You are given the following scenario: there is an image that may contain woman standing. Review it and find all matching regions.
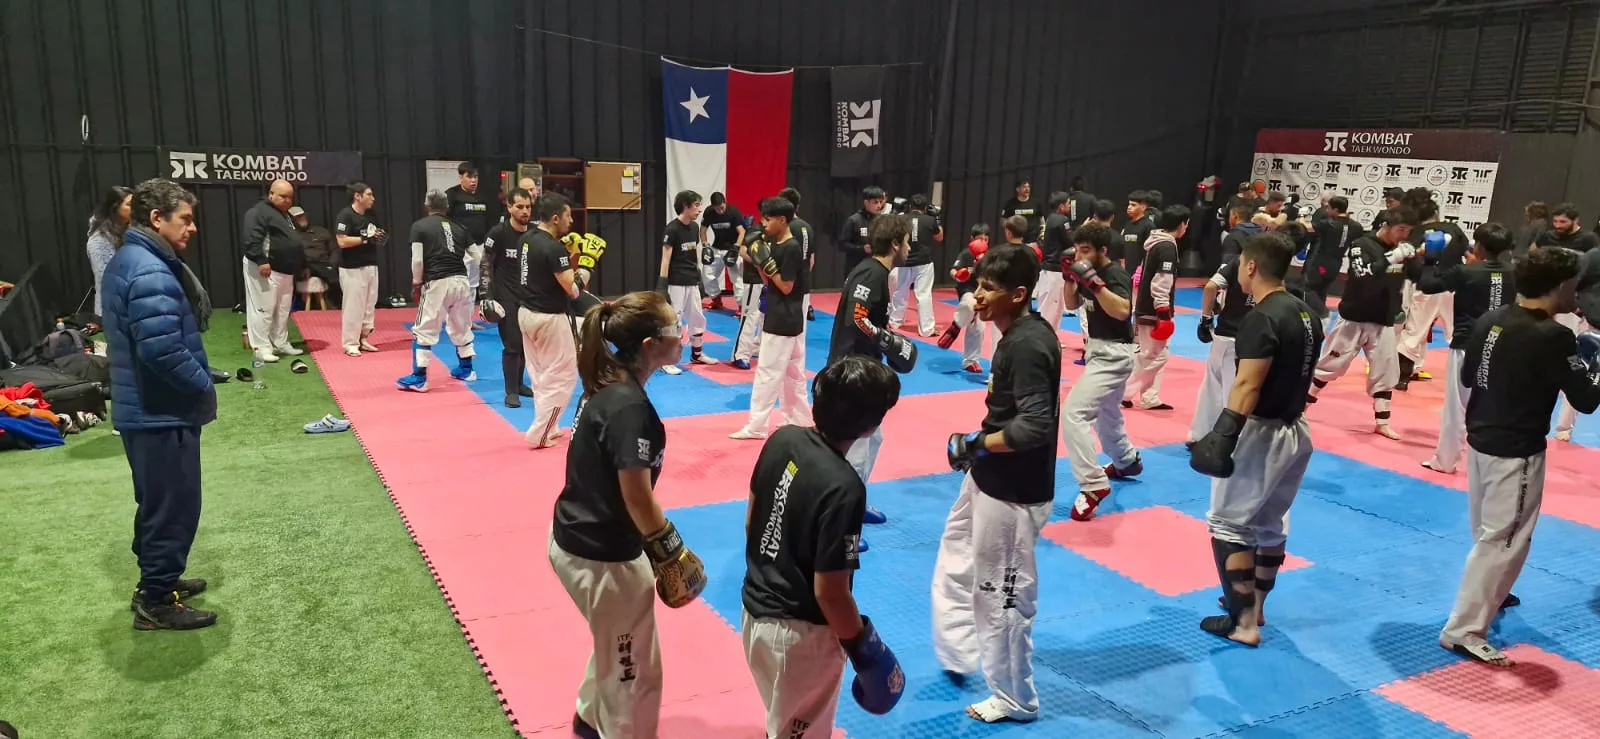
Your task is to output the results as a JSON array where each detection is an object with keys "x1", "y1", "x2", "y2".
[
  {"x1": 86, "y1": 186, "x2": 133, "y2": 317},
  {"x1": 548, "y1": 291, "x2": 706, "y2": 738}
]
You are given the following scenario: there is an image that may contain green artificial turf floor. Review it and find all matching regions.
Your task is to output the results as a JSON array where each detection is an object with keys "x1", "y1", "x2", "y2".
[{"x1": 0, "y1": 312, "x2": 514, "y2": 738}]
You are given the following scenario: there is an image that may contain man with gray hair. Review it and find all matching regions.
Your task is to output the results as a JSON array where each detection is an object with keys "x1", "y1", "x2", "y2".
[
  {"x1": 397, "y1": 190, "x2": 477, "y2": 391},
  {"x1": 240, "y1": 178, "x2": 303, "y2": 363}
]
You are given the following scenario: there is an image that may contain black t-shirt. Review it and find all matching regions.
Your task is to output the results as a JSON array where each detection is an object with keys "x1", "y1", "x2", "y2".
[
  {"x1": 761, "y1": 236, "x2": 807, "y2": 337},
  {"x1": 792, "y1": 217, "x2": 815, "y2": 264},
  {"x1": 742, "y1": 425, "x2": 865, "y2": 625},
  {"x1": 409, "y1": 215, "x2": 470, "y2": 282},
  {"x1": 971, "y1": 314, "x2": 1060, "y2": 504},
  {"x1": 1211, "y1": 259, "x2": 1255, "y2": 338},
  {"x1": 1040, "y1": 213, "x2": 1073, "y2": 271},
  {"x1": 1119, "y1": 215, "x2": 1155, "y2": 268},
  {"x1": 906, "y1": 213, "x2": 938, "y2": 267},
  {"x1": 1083, "y1": 261, "x2": 1135, "y2": 343},
  {"x1": 1534, "y1": 228, "x2": 1600, "y2": 252},
  {"x1": 1001, "y1": 198, "x2": 1044, "y2": 242},
  {"x1": 1336, "y1": 235, "x2": 1405, "y2": 326},
  {"x1": 1134, "y1": 234, "x2": 1179, "y2": 319},
  {"x1": 484, "y1": 221, "x2": 533, "y2": 303},
  {"x1": 828, "y1": 258, "x2": 891, "y2": 365},
  {"x1": 334, "y1": 207, "x2": 378, "y2": 269},
  {"x1": 552, "y1": 381, "x2": 666, "y2": 562},
  {"x1": 1219, "y1": 224, "x2": 1259, "y2": 264},
  {"x1": 839, "y1": 211, "x2": 874, "y2": 255},
  {"x1": 518, "y1": 228, "x2": 572, "y2": 314},
  {"x1": 1306, "y1": 217, "x2": 1362, "y2": 285},
  {"x1": 1464, "y1": 305, "x2": 1600, "y2": 458},
  {"x1": 445, "y1": 185, "x2": 493, "y2": 243},
  {"x1": 952, "y1": 249, "x2": 978, "y2": 297},
  {"x1": 741, "y1": 229, "x2": 764, "y2": 285},
  {"x1": 662, "y1": 218, "x2": 702, "y2": 286},
  {"x1": 1414, "y1": 259, "x2": 1515, "y2": 350},
  {"x1": 1069, "y1": 192, "x2": 1097, "y2": 227},
  {"x1": 702, "y1": 205, "x2": 745, "y2": 249},
  {"x1": 1233, "y1": 291, "x2": 1323, "y2": 421}
]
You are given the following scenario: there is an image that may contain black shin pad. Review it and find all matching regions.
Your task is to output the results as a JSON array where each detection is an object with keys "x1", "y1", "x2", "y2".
[
  {"x1": 1255, "y1": 548, "x2": 1287, "y2": 594},
  {"x1": 1201, "y1": 538, "x2": 1257, "y2": 637}
]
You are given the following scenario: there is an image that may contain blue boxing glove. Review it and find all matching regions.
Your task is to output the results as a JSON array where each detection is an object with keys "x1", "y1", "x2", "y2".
[
  {"x1": 758, "y1": 287, "x2": 768, "y2": 314},
  {"x1": 1423, "y1": 230, "x2": 1448, "y2": 265},
  {"x1": 1578, "y1": 331, "x2": 1600, "y2": 374},
  {"x1": 947, "y1": 431, "x2": 989, "y2": 471},
  {"x1": 843, "y1": 617, "x2": 904, "y2": 715}
]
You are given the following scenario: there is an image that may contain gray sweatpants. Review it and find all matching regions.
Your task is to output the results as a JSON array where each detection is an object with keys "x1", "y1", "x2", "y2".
[
  {"x1": 1206, "y1": 416, "x2": 1312, "y2": 548},
  {"x1": 1440, "y1": 448, "x2": 1545, "y2": 644},
  {"x1": 1062, "y1": 339, "x2": 1139, "y2": 492}
]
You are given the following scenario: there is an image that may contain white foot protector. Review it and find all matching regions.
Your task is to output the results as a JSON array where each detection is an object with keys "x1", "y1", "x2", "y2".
[{"x1": 965, "y1": 695, "x2": 1037, "y2": 724}]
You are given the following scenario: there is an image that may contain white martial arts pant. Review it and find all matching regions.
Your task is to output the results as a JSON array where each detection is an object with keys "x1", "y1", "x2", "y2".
[
  {"x1": 931, "y1": 475, "x2": 1051, "y2": 721},
  {"x1": 1440, "y1": 448, "x2": 1546, "y2": 644},
  {"x1": 1033, "y1": 271, "x2": 1067, "y2": 334},
  {"x1": 846, "y1": 426, "x2": 884, "y2": 485},
  {"x1": 733, "y1": 284, "x2": 764, "y2": 362},
  {"x1": 464, "y1": 243, "x2": 483, "y2": 302},
  {"x1": 339, "y1": 265, "x2": 380, "y2": 351},
  {"x1": 1427, "y1": 349, "x2": 1471, "y2": 473},
  {"x1": 242, "y1": 259, "x2": 295, "y2": 352},
  {"x1": 411, "y1": 275, "x2": 476, "y2": 365},
  {"x1": 1187, "y1": 336, "x2": 1238, "y2": 443},
  {"x1": 1399, "y1": 288, "x2": 1453, "y2": 370},
  {"x1": 742, "y1": 611, "x2": 846, "y2": 739},
  {"x1": 519, "y1": 307, "x2": 577, "y2": 446},
  {"x1": 1206, "y1": 416, "x2": 1312, "y2": 548},
  {"x1": 666, "y1": 284, "x2": 708, "y2": 351},
  {"x1": 1311, "y1": 318, "x2": 1399, "y2": 416},
  {"x1": 1554, "y1": 312, "x2": 1584, "y2": 436},
  {"x1": 548, "y1": 530, "x2": 662, "y2": 739},
  {"x1": 952, "y1": 292, "x2": 986, "y2": 365},
  {"x1": 1063, "y1": 339, "x2": 1139, "y2": 492},
  {"x1": 702, "y1": 252, "x2": 743, "y2": 299},
  {"x1": 742, "y1": 332, "x2": 812, "y2": 433},
  {"x1": 1124, "y1": 323, "x2": 1171, "y2": 408},
  {"x1": 888, "y1": 263, "x2": 936, "y2": 335}
]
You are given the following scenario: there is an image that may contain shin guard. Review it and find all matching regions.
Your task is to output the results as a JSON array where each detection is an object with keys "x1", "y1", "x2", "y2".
[
  {"x1": 1201, "y1": 538, "x2": 1257, "y2": 637},
  {"x1": 411, "y1": 341, "x2": 431, "y2": 375},
  {"x1": 1255, "y1": 548, "x2": 1287, "y2": 594}
]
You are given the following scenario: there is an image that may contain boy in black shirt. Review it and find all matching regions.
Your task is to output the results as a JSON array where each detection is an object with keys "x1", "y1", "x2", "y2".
[
  {"x1": 1061, "y1": 222, "x2": 1143, "y2": 521},
  {"x1": 937, "y1": 225, "x2": 991, "y2": 373},
  {"x1": 1124, "y1": 205, "x2": 1188, "y2": 411},
  {"x1": 999, "y1": 180, "x2": 1043, "y2": 247},
  {"x1": 1303, "y1": 196, "x2": 1363, "y2": 318},
  {"x1": 334, "y1": 182, "x2": 387, "y2": 356},
  {"x1": 1306, "y1": 207, "x2": 1419, "y2": 440},
  {"x1": 731, "y1": 225, "x2": 766, "y2": 369},
  {"x1": 1396, "y1": 190, "x2": 1471, "y2": 388},
  {"x1": 1440, "y1": 246, "x2": 1600, "y2": 666},
  {"x1": 1188, "y1": 238, "x2": 1260, "y2": 447},
  {"x1": 888, "y1": 194, "x2": 942, "y2": 336},
  {"x1": 1034, "y1": 192, "x2": 1076, "y2": 335},
  {"x1": 733, "y1": 197, "x2": 814, "y2": 440},
  {"x1": 742, "y1": 357, "x2": 906, "y2": 736},
  {"x1": 934, "y1": 243, "x2": 1060, "y2": 724},
  {"x1": 1119, "y1": 191, "x2": 1156, "y2": 271},
  {"x1": 657, "y1": 190, "x2": 717, "y2": 371},
  {"x1": 1190, "y1": 231, "x2": 1324, "y2": 647},
  {"x1": 1413, "y1": 224, "x2": 1516, "y2": 474},
  {"x1": 480, "y1": 188, "x2": 536, "y2": 407},
  {"x1": 397, "y1": 191, "x2": 477, "y2": 392},
  {"x1": 518, "y1": 193, "x2": 582, "y2": 448},
  {"x1": 838, "y1": 187, "x2": 886, "y2": 282},
  {"x1": 445, "y1": 162, "x2": 493, "y2": 323},
  {"x1": 699, "y1": 192, "x2": 745, "y2": 312}
]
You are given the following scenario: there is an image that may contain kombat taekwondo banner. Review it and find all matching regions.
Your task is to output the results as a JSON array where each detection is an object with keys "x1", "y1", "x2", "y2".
[
  {"x1": 1250, "y1": 129, "x2": 1505, "y2": 233},
  {"x1": 160, "y1": 148, "x2": 364, "y2": 186},
  {"x1": 830, "y1": 65, "x2": 885, "y2": 177}
]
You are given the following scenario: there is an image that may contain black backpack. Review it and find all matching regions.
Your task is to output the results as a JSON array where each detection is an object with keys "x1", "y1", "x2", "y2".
[{"x1": 0, "y1": 364, "x2": 107, "y2": 418}]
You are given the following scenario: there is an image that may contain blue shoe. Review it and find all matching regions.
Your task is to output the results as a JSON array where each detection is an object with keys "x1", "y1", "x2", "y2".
[
  {"x1": 396, "y1": 373, "x2": 428, "y2": 392},
  {"x1": 450, "y1": 366, "x2": 476, "y2": 382},
  {"x1": 857, "y1": 537, "x2": 870, "y2": 553},
  {"x1": 863, "y1": 506, "x2": 888, "y2": 525},
  {"x1": 1073, "y1": 357, "x2": 1086, "y2": 366},
  {"x1": 731, "y1": 359, "x2": 751, "y2": 370}
]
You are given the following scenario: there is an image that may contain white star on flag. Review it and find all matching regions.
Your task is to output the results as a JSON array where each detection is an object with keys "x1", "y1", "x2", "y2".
[{"x1": 680, "y1": 88, "x2": 710, "y2": 123}]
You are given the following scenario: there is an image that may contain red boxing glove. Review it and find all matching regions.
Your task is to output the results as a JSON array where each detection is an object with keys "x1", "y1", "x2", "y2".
[
  {"x1": 1151, "y1": 308, "x2": 1174, "y2": 341},
  {"x1": 411, "y1": 284, "x2": 422, "y2": 304},
  {"x1": 1029, "y1": 243, "x2": 1043, "y2": 263},
  {"x1": 968, "y1": 238, "x2": 988, "y2": 259},
  {"x1": 954, "y1": 267, "x2": 972, "y2": 283}
]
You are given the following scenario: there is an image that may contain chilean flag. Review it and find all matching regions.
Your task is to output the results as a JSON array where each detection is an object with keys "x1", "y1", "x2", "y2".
[{"x1": 661, "y1": 59, "x2": 793, "y2": 218}]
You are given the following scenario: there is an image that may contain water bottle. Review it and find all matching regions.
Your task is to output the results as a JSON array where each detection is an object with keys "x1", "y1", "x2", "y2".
[{"x1": 252, "y1": 357, "x2": 265, "y2": 390}]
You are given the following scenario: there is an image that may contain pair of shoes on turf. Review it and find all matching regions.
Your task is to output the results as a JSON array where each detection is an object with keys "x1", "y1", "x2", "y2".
[{"x1": 131, "y1": 578, "x2": 216, "y2": 630}]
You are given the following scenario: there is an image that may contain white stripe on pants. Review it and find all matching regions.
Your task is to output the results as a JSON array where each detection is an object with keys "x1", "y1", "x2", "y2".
[
  {"x1": 1187, "y1": 336, "x2": 1237, "y2": 443},
  {"x1": 548, "y1": 530, "x2": 662, "y2": 738},
  {"x1": 1554, "y1": 312, "x2": 1583, "y2": 435},
  {"x1": 1033, "y1": 270, "x2": 1067, "y2": 335},
  {"x1": 1064, "y1": 340, "x2": 1139, "y2": 491},
  {"x1": 743, "y1": 332, "x2": 812, "y2": 432},
  {"x1": 411, "y1": 275, "x2": 476, "y2": 359},
  {"x1": 742, "y1": 611, "x2": 846, "y2": 739},
  {"x1": 733, "y1": 284, "x2": 764, "y2": 361},
  {"x1": 339, "y1": 265, "x2": 379, "y2": 350},
  {"x1": 242, "y1": 258, "x2": 295, "y2": 351},
  {"x1": 1206, "y1": 416, "x2": 1312, "y2": 548},
  {"x1": 888, "y1": 263, "x2": 936, "y2": 335},
  {"x1": 519, "y1": 307, "x2": 577, "y2": 446},
  {"x1": 667, "y1": 284, "x2": 707, "y2": 350},
  {"x1": 702, "y1": 252, "x2": 744, "y2": 297},
  {"x1": 1124, "y1": 323, "x2": 1170, "y2": 408},
  {"x1": 1428, "y1": 348, "x2": 1470, "y2": 472},
  {"x1": 931, "y1": 474, "x2": 1050, "y2": 720},
  {"x1": 1399, "y1": 289, "x2": 1453, "y2": 369},
  {"x1": 1441, "y1": 448, "x2": 1545, "y2": 644},
  {"x1": 846, "y1": 425, "x2": 884, "y2": 484},
  {"x1": 1313, "y1": 318, "x2": 1399, "y2": 395},
  {"x1": 953, "y1": 292, "x2": 985, "y2": 365}
]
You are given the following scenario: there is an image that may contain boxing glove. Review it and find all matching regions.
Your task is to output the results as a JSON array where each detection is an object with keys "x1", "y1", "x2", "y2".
[
  {"x1": 479, "y1": 298, "x2": 505, "y2": 323},
  {"x1": 749, "y1": 239, "x2": 779, "y2": 277},
  {"x1": 947, "y1": 430, "x2": 988, "y2": 472},
  {"x1": 700, "y1": 244, "x2": 717, "y2": 266},
  {"x1": 722, "y1": 248, "x2": 739, "y2": 266},
  {"x1": 1578, "y1": 331, "x2": 1600, "y2": 374},
  {"x1": 1423, "y1": 231, "x2": 1448, "y2": 265},
  {"x1": 576, "y1": 233, "x2": 607, "y2": 271},
  {"x1": 410, "y1": 283, "x2": 422, "y2": 305},
  {"x1": 643, "y1": 521, "x2": 707, "y2": 608},
  {"x1": 936, "y1": 323, "x2": 961, "y2": 349},
  {"x1": 654, "y1": 275, "x2": 669, "y2": 296},
  {"x1": 1387, "y1": 242, "x2": 1417, "y2": 265},
  {"x1": 1189, "y1": 409, "x2": 1245, "y2": 479},
  {"x1": 968, "y1": 238, "x2": 988, "y2": 260},
  {"x1": 758, "y1": 287, "x2": 768, "y2": 314},
  {"x1": 843, "y1": 616, "x2": 905, "y2": 715},
  {"x1": 1066, "y1": 260, "x2": 1107, "y2": 295},
  {"x1": 563, "y1": 231, "x2": 586, "y2": 255},
  {"x1": 953, "y1": 266, "x2": 972, "y2": 283},
  {"x1": 854, "y1": 304, "x2": 918, "y2": 374},
  {"x1": 1151, "y1": 308, "x2": 1175, "y2": 341},
  {"x1": 1197, "y1": 315, "x2": 1214, "y2": 343}
]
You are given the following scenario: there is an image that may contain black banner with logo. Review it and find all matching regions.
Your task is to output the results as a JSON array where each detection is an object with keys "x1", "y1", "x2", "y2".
[
  {"x1": 831, "y1": 66, "x2": 885, "y2": 178},
  {"x1": 158, "y1": 147, "x2": 363, "y2": 186}
]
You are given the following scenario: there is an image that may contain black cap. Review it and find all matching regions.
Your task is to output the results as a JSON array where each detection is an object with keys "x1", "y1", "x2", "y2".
[{"x1": 1382, "y1": 187, "x2": 1405, "y2": 200}]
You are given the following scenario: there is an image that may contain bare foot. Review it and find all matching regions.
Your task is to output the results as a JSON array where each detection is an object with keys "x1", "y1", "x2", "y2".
[
  {"x1": 1443, "y1": 639, "x2": 1513, "y2": 667},
  {"x1": 1375, "y1": 424, "x2": 1401, "y2": 440},
  {"x1": 1199, "y1": 615, "x2": 1261, "y2": 646}
]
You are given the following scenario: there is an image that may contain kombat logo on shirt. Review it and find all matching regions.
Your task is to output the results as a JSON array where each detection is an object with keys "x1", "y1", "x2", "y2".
[
  {"x1": 1324, "y1": 130, "x2": 1415, "y2": 155},
  {"x1": 835, "y1": 99, "x2": 881, "y2": 148},
  {"x1": 757, "y1": 461, "x2": 799, "y2": 561}
]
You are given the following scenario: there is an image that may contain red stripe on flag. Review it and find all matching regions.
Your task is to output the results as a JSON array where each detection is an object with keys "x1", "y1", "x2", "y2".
[{"x1": 725, "y1": 69, "x2": 793, "y2": 217}]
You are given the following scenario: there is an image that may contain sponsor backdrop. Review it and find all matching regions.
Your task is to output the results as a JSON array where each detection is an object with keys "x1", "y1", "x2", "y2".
[
  {"x1": 1250, "y1": 129, "x2": 1505, "y2": 233},
  {"x1": 830, "y1": 65, "x2": 886, "y2": 177},
  {"x1": 160, "y1": 147, "x2": 364, "y2": 186}
]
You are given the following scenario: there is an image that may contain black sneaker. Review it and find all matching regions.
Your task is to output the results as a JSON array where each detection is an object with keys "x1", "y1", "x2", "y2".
[
  {"x1": 130, "y1": 578, "x2": 207, "y2": 611},
  {"x1": 133, "y1": 593, "x2": 217, "y2": 631}
]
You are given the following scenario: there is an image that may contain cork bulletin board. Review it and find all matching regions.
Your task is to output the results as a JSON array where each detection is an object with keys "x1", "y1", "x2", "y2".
[{"x1": 584, "y1": 161, "x2": 644, "y2": 210}]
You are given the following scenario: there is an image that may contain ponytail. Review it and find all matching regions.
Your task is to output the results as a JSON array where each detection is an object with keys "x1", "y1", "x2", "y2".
[
  {"x1": 575, "y1": 291, "x2": 676, "y2": 395},
  {"x1": 577, "y1": 302, "x2": 624, "y2": 395}
]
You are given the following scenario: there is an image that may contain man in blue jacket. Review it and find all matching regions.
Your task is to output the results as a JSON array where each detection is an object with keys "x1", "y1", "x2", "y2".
[{"x1": 101, "y1": 178, "x2": 219, "y2": 631}]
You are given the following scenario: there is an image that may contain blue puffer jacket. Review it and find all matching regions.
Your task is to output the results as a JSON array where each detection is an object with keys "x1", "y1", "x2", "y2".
[{"x1": 101, "y1": 226, "x2": 217, "y2": 430}]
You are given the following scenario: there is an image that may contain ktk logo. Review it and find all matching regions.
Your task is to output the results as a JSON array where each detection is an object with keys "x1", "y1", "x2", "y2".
[
  {"x1": 1268, "y1": 179, "x2": 1283, "y2": 192},
  {"x1": 1427, "y1": 166, "x2": 1448, "y2": 186},
  {"x1": 1323, "y1": 131, "x2": 1349, "y2": 152},
  {"x1": 1385, "y1": 164, "x2": 1402, "y2": 178},
  {"x1": 1271, "y1": 158, "x2": 1285, "y2": 172},
  {"x1": 836, "y1": 99, "x2": 881, "y2": 148},
  {"x1": 1307, "y1": 161, "x2": 1326, "y2": 179},
  {"x1": 1446, "y1": 191, "x2": 1464, "y2": 205},
  {"x1": 1451, "y1": 166, "x2": 1469, "y2": 181},
  {"x1": 168, "y1": 151, "x2": 209, "y2": 179},
  {"x1": 1326, "y1": 161, "x2": 1342, "y2": 175}
]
